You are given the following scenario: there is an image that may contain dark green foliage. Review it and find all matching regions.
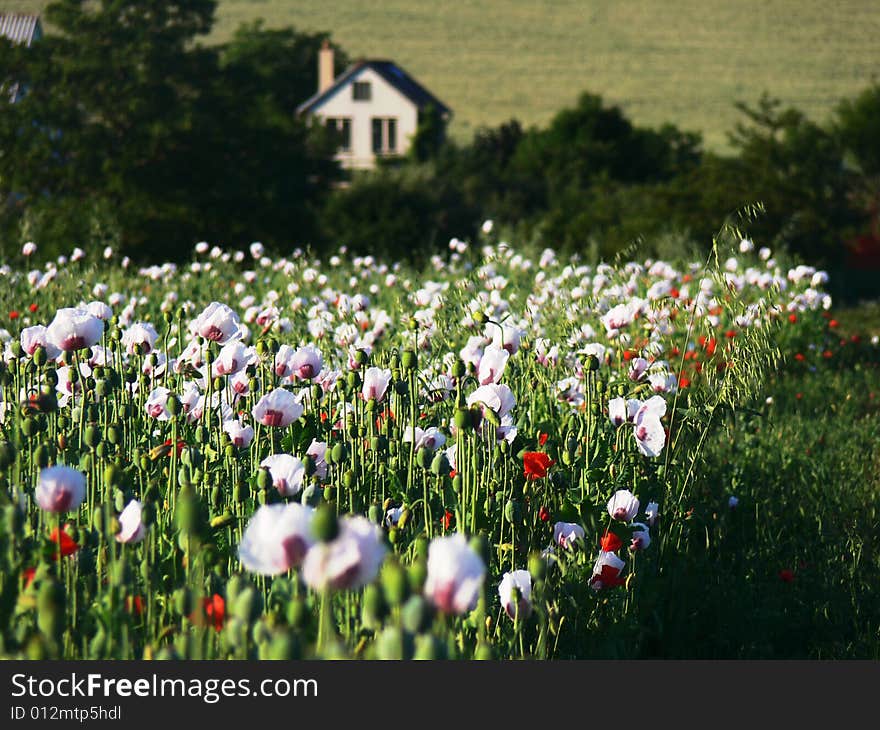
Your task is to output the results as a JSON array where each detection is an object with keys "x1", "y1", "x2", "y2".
[{"x1": 0, "y1": 0, "x2": 343, "y2": 262}]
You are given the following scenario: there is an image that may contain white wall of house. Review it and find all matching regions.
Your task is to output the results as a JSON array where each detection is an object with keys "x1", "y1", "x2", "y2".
[{"x1": 310, "y1": 66, "x2": 419, "y2": 170}]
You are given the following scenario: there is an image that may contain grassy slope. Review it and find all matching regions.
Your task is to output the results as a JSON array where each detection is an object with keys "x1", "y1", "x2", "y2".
[{"x1": 8, "y1": 1, "x2": 880, "y2": 150}]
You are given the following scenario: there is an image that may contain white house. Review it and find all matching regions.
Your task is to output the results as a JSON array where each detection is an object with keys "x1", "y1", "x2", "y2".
[{"x1": 297, "y1": 42, "x2": 451, "y2": 170}]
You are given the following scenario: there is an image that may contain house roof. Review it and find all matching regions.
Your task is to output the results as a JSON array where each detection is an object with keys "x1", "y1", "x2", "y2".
[
  {"x1": 296, "y1": 60, "x2": 452, "y2": 118},
  {"x1": 0, "y1": 13, "x2": 41, "y2": 47}
]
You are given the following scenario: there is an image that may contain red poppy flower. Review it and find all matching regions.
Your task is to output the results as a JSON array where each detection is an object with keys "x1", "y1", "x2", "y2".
[
  {"x1": 538, "y1": 432, "x2": 549, "y2": 446},
  {"x1": 794, "y1": 353, "x2": 805, "y2": 362},
  {"x1": 523, "y1": 452, "x2": 555, "y2": 480},
  {"x1": 126, "y1": 596, "x2": 145, "y2": 616},
  {"x1": 788, "y1": 314, "x2": 797, "y2": 324},
  {"x1": 822, "y1": 350, "x2": 833, "y2": 359},
  {"x1": 778, "y1": 569, "x2": 795, "y2": 583},
  {"x1": 28, "y1": 303, "x2": 38, "y2": 313},
  {"x1": 448, "y1": 469, "x2": 457, "y2": 479},
  {"x1": 22, "y1": 567, "x2": 36, "y2": 588},
  {"x1": 829, "y1": 319, "x2": 838, "y2": 328},
  {"x1": 163, "y1": 438, "x2": 186, "y2": 457},
  {"x1": 589, "y1": 565, "x2": 626, "y2": 589},
  {"x1": 679, "y1": 376, "x2": 691, "y2": 388},
  {"x1": 48, "y1": 527, "x2": 79, "y2": 559},
  {"x1": 670, "y1": 287, "x2": 680, "y2": 299},
  {"x1": 199, "y1": 594, "x2": 226, "y2": 631},
  {"x1": 442, "y1": 510, "x2": 454, "y2": 530},
  {"x1": 600, "y1": 531, "x2": 623, "y2": 552},
  {"x1": 9, "y1": 311, "x2": 19, "y2": 320},
  {"x1": 725, "y1": 330, "x2": 737, "y2": 339},
  {"x1": 538, "y1": 505, "x2": 551, "y2": 522}
]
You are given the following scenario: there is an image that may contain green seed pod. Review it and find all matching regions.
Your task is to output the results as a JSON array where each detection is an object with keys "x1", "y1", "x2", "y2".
[
  {"x1": 21, "y1": 417, "x2": 39, "y2": 437},
  {"x1": 402, "y1": 595, "x2": 434, "y2": 634},
  {"x1": 346, "y1": 371, "x2": 361, "y2": 390},
  {"x1": 211, "y1": 485, "x2": 222, "y2": 510},
  {"x1": 311, "y1": 504, "x2": 339, "y2": 542},
  {"x1": 362, "y1": 584, "x2": 388, "y2": 630},
  {"x1": 393, "y1": 380, "x2": 407, "y2": 396},
  {"x1": 322, "y1": 485, "x2": 336, "y2": 502},
  {"x1": 586, "y1": 354, "x2": 600, "y2": 372},
  {"x1": 331, "y1": 442, "x2": 347, "y2": 464},
  {"x1": 34, "y1": 444, "x2": 50, "y2": 469},
  {"x1": 484, "y1": 408, "x2": 501, "y2": 428},
  {"x1": 32, "y1": 344, "x2": 48, "y2": 367},
  {"x1": 92, "y1": 508, "x2": 105, "y2": 532},
  {"x1": 398, "y1": 508, "x2": 412, "y2": 529},
  {"x1": 233, "y1": 480, "x2": 249, "y2": 504},
  {"x1": 375, "y1": 626, "x2": 412, "y2": 661},
  {"x1": 388, "y1": 527, "x2": 399, "y2": 545},
  {"x1": 303, "y1": 455, "x2": 316, "y2": 477},
  {"x1": 79, "y1": 452, "x2": 93, "y2": 472},
  {"x1": 408, "y1": 559, "x2": 428, "y2": 594},
  {"x1": 232, "y1": 586, "x2": 262, "y2": 623},
  {"x1": 256, "y1": 467, "x2": 272, "y2": 491},
  {"x1": 381, "y1": 558, "x2": 409, "y2": 607},
  {"x1": 452, "y1": 359, "x2": 466, "y2": 378},
  {"x1": 342, "y1": 470, "x2": 355, "y2": 490},
  {"x1": 368, "y1": 503, "x2": 383, "y2": 524},
  {"x1": 300, "y1": 484, "x2": 322, "y2": 508},
  {"x1": 416, "y1": 447, "x2": 433, "y2": 470},
  {"x1": 103, "y1": 465, "x2": 121, "y2": 488},
  {"x1": 195, "y1": 426, "x2": 209, "y2": 445},
  {"x1": 401, "y1": 349, "x2": 417, "y2": 370},
  {"x1": 452, "y1": 474, "x2": 463, "y2": 494},
  {"x1": 210, "y1": 512, "x2": 234, "y2": 529},
  {"x1": 453, "y1": 408, "x2": 471, "y2": 430},
  {"x1": 167, "y1": 396, "x2": 181, "y2": 416},
  {"x1": 114, "y1": 489, "x2": 126, "y2": 513}
]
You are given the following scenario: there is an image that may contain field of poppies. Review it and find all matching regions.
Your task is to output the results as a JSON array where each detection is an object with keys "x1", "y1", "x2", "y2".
[{"x1": 0, "y1": 226, "x2": 877, "y2": 660}]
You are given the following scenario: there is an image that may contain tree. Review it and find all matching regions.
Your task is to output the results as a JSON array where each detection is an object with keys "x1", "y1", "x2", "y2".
[{"x1": 0, "y1": 1, "x2": 343, "y2": 261}]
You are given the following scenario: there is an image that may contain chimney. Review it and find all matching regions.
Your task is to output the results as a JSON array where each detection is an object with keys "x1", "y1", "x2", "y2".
[{"x1": 318, "y1": 40, "x2": 334, "y2": 94}]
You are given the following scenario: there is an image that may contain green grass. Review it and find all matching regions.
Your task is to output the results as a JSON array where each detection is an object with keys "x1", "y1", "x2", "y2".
[{"x1": 8, "y1": 1, "x2": 880, "y2": 150}]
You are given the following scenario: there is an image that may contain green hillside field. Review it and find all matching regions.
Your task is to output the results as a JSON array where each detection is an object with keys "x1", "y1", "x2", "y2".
[{"x1": 6, "y1": 1, "x2": 880, "y2": 150}]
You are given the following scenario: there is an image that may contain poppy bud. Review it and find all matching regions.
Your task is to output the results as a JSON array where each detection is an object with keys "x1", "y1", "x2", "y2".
[
  {"x1": 21, "y1": 417, "x2": 39, "y2": 437},
  {"x1": 381, "y1": 558, "x2": 409, "y2": 606},
  {"x1": 401, "y1": 349, "x2": 417, "y2": 370},
  {"x1": 452, "y1": 359, "x2": 466, "y2": 378},
  {"x1": 504, "y1": 499, "x2": 521, "y2": 525},
  {"x1": 368, "y1": 503, "x2": 383, "y2": 524},
  {"x1": 408, "y1": 560, "x2": 428, "y2": 593},
  {"x1": 453, "y1": 408, "x2": 471, "y2": 430},
  {"x1": 346, "y1": 371, "x2": 361, "y2": 390},
  {"x1": 402, "y1": 595, "x2": 433, "y2": 634},
  {"x1": 232, "y1": 587, "x2": 262, "y2": 623},
  {"x1": 416, "y1": 447, "x2": 432, "y2": 470},
  {"x1": 354, "y1": 348, "x2": 369, "y2": 366},
  {"x1": 323, "y1": 485, "x2": 336, "y2": 502},
  {"x1": 311, "y1": 503, "x2": 339, "y2": 542},
  {"x1": 256, "y1": 467, "x2": 272, "y2": 491},
  {"x1": 33, "y1": 345, "x2": 48, "y2": 367},
  {"x1": 429, "y1": 452, "x2": 450, "y2": 476},
  {"x1": 398, "y1": 508, "x2": 412, "y2": 529},
  {"x1": 195, "y1": 426, "x2": 209, "y2": 445},
  {"x1": 586, "y1": 354, "x2": 600, "y2": 371},
  {"x1": 34, "y1": 444, "x2": 50, "y2": 469},
  {"x1": 330, "y1": 442, "x2": 347, "y2": 464},
  {"x1": 167, "y1": 396, "x2": 181, "y2": 416}
]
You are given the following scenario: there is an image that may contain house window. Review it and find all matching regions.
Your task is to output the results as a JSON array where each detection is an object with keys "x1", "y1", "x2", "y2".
[
  {"x1": 352, "y1": 81, "x2": 371, "y2": 101},
  {"x1": 371, "y1": 117, "x2": 398, "y2": 155},
  {"x1": 325, "y1": 117, "x2": 352, "y2": 152}
]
